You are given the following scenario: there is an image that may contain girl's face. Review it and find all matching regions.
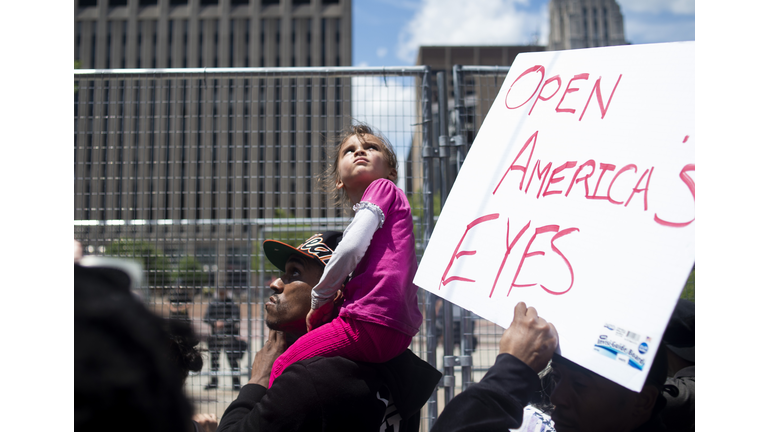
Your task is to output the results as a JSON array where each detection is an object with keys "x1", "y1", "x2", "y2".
[{"x1": 336, "y1": 134, "x2": 396, "y2": 198}]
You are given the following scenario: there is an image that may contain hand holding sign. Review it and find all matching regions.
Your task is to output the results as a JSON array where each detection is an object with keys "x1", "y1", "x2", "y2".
[{"x1": 501, "y1": 302, "x2": 559, "y2": 373}]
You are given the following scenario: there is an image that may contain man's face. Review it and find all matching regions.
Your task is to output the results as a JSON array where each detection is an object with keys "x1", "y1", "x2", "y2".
[
  {"x1": 549, "y1": 359, "x2": 641, "y2": 432},
  {"x1": 264, "y1": 256, "x2": 323, "y2": 336}
]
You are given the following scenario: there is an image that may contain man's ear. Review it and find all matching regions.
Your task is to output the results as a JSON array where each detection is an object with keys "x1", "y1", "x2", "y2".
[{"x1": 630, "y1": 386, "x2": 659, "y2": 428}]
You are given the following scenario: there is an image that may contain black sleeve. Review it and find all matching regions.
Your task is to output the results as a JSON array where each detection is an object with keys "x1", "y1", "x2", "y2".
[
  {"x1": 217, "y1": 365, "x2": 323, "y2": 432},
  {"x1": 217, "y1": 384, "x2": 265, "y2": 432},
  {"x1": 218, "y1": 356, "x2": 392, "y2": 432},
  {"x1": 431, "y1": 354, "x2": 539, "y2": 432}
]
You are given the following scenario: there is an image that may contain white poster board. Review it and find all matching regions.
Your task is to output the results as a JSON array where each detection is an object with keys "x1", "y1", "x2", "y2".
[{"x1": 414, "y1": 42, "x2": 694, "y2": 392}]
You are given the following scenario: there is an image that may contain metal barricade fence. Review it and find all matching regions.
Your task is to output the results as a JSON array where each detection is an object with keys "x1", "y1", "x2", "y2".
[
  {"x1": 74, "y1": 65, "x2": 512, "y2": 430},
  {"x1": 439, "y1": 65, "x2": 513, "y2": 396}
]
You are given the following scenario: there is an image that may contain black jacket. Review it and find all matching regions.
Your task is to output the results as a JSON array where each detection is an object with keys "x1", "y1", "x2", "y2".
[
  {"x1": 217, "y1": 349, "x2": 441, "y2": 432},
  {"x1": 432, "y1": 353, "x2": 670, "y2": 432},
  {"x1": 431, "y1": 353, "x2": 539, "y2": 432},
  {"x1": 204, "y1": 298, "x2": 240, "y2": 335}
]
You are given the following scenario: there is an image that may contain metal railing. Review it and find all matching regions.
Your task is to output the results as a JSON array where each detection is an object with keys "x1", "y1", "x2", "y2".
[{"x1": 75, "y1": 64, "x2": 516, "y2": 430}]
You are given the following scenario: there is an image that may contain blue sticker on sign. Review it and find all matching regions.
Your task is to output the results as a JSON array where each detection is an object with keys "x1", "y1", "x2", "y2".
[{"x1": 594, "y1": 322, "x2": 653, "y2": 372}]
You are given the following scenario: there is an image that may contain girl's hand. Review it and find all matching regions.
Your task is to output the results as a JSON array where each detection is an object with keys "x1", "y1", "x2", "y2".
[{"x1": 306, "y1": 301, "x2": 335, "y2": 332}]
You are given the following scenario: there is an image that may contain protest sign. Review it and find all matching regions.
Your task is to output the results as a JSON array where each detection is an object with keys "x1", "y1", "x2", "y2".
[{"x1": 413, "y1": 42, "x2": 694, "y2": 392}]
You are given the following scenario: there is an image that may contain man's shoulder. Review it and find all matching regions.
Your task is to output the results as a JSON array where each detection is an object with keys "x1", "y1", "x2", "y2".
[
  {"x1": 295, "y1": 350, "x2": 440, "y2": 407},
  {"x1": 297, "y1": 349, "x2": 433, "y2": 378},
  {"x1": 286, "y1": 350, "x2": 439, "y2": 431}
]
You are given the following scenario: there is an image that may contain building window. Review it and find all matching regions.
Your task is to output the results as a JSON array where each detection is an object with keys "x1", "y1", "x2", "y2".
[
  {"x1": 168, "y1": 20, "x2": 174, "y2": 67},
  {"x1": 231, "y1": 0, "x2": 249, "y2": 5},
  {"x1": 76, "y1": 21, "x2": 82, "y2": 64},
  {"x1": 183, "y1": 20, "x2": 188, "y2": 67},
  {"x1": 291, "y1": 19, "x2": 296, "y2": 66},
  {"x1": 136, "y1": 24, "x2": 142, "y2": 68},
  {"x1": 321, "y1": 18, "x2": 326, "y2": 65},
  {"x1": 263, "y1": 0, "x2": 280, "y2": 5},
  {"x1": 106, "y1": 21, "x2": 112, "y2": 68},
  {"x1": 230, "y1": 19, "x2": 235, "y2": 67},
  {"x1": 121, "y1": 21, "x2": 127, "y2": 68},
  {"x1": 139, "y1": 0, "x2": 158, "y2": 5},
  {"x1": 200, "y1": 0, "x2": 219, "y2": 5},
  {"x1": 260, "y1": 19, "x2": 265, "y2": 67},
  {"x1": 199, "y1": 19, "x2": 204, "y2": 67},
  {"x1": 109, "y1": 0, "x2": 128, "y2": 6},
  {"x1": 294, "y1": 0, "x2": 310, "y2": 5},
  {"x1": 91, "y1": 21, "x2": 97, "y2": 68},
  {"x1": 170, "y1": 0, "x2": 188, "y2": 4},
  {"x1": 79, "y1": 0, "x2": 98, "y2": 7},
  {"x1": 244, "y1": 19, "x2": 250, "y2": 66},
  {"x1": 275, "y1": 19, "x2": 281, "y2": 66},
  {"x1": 593, "y1": 8, "x2": 599, "y2": 44},
  {"x1": 306, "y1": 18, "x2": 312, "y2": 66},
  {"x1": 322, "y1": 0, "x2": 338, "y2": 4},
  {"x1": 214, "y1": 20, "x2": 219, "y2": 67},
  {"x1": 152, "y1": 20, "x2": 158, "y2": 68}
]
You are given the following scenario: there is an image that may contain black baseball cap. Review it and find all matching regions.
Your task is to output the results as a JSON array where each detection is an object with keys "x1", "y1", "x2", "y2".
[{"x1": 263, "y1": 231, "x2": 343, "y2": 272}]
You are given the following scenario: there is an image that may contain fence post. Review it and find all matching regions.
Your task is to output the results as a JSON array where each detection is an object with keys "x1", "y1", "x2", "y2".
[
  {"x1": 436, "y1": 71, "x2": 458, "y2": 405},
  {"x1": 246, "y1": 222, "x2": 253, "y2": 381},
  {"x1": 420, "y1": 66, "x2": 441, "y2": 431},
  {"x1": 452, "y1": 64, "x2": 474, "y2": 392}
]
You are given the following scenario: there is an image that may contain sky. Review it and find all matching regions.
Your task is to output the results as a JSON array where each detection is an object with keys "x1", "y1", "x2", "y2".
[
  {"x1": 352, "y1": 0, "x2": 696, "y2": 67},
  {"x1": 349, "y1": 0, "x2": 695, "y2": 189}
]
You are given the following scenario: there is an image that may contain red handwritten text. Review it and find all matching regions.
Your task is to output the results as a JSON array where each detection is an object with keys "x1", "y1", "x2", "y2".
[
  {"x1": 441, "y1": 215, "x2": 580, "y2": 297},
  {"x1": 493, "y1": 130, "x2": 654, "y2": 211},
  {"x1": 504, "y1": 65, "x2": 622, "y2": 121}
]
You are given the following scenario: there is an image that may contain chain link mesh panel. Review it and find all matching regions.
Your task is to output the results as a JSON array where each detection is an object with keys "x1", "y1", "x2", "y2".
[
  {"x1": 449, "y1": 66, "x2": 512, "y2": 388},
  {"x1": 74, "y1": 67, "x2": 436, "y2": 427}
]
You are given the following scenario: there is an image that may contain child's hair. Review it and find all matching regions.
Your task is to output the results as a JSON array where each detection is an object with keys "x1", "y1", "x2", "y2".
[{"x1": 322, "y1": 122, "x2": 398, "y2": 207}]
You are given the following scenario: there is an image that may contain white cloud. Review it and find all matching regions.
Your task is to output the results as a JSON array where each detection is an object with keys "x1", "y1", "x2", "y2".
[
  {"x1": 397, "y1": 0, "x2": 549, "y2": 63},
  {"x1": 351, "y1": 76, "x2": 417, "y2": 189},
  {"x1": 623, "y1": 15, "x2": 695, "y2": 44},
  {"x1": 616, "y1": 0, "x2": 694, "y2": 15},
  {"x1": 376, "y1": 47, "x2": 388, "y2": 58}
]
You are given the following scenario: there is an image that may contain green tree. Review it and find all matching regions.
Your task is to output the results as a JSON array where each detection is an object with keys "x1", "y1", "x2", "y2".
[
  {"x1": 408, "y1": 190, "x2": 441, "y2": 220},
  {"x1": 172, "y1": 255, "x2": 208, "y2": 288},
  {"x1": 680, "y1": 267, "x2": 695, "y2": 302},
  {"x1": 105, "y1": 239, "x2": 171, "y2": 289}
]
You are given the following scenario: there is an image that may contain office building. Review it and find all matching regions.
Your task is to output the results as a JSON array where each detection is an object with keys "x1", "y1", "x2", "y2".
[
  {"x1": 547, "y1": 0, "x2": 626, "y2": 50},
  {"x1": 74, "y1": 0, "x2": 352, "y2": 288}
]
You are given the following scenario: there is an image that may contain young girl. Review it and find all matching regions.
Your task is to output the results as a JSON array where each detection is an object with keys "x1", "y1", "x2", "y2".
[{"x1": 268, "y1": 123, "x2": 423, "y2": 387}]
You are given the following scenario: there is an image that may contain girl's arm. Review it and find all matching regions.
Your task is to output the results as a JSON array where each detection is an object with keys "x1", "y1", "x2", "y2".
[{"x1": 310, "y1": 203, "x2": 383, "y2": 309}]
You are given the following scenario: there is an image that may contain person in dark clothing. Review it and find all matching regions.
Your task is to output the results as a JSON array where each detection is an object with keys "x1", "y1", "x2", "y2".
[
  {"x1": 204, "y1": 288, "x2": 243, "y2": 390},
  {"x1": 217, "y1": 231, "x2": 441, "y2": 432},
  {"x1": 164, "y1": 318, "x2": 219, "y2": 432},
  {"x1": 431, "y1": 302, "x2": 557, "y2": 432},
  {"x1": 168, "y1": 280, "x2": 194, "y2": 321},
  {"x1": 660, "y1": 299, "x2": 695, "y2": 432},
  {"x1": 75, "y1": 259, "x2": 192, "y2": 432},
  {"x1": 432, "y1": 302, "x2": 669, "y2": 432}
]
